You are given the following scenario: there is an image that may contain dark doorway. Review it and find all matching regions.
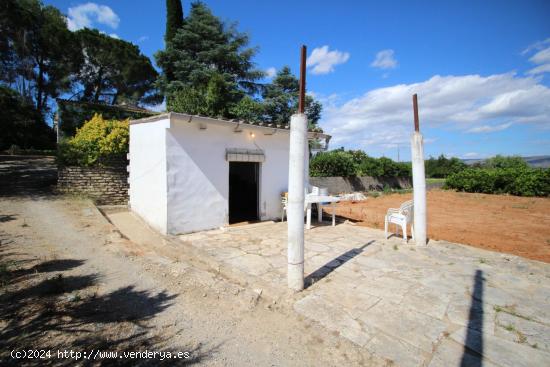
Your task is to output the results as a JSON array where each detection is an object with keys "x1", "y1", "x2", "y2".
[{"x1": 229, "y1": 162, "x2": 259, "y2": 224}]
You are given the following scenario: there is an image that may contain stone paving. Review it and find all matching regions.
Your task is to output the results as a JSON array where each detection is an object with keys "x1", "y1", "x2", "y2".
[{"x1": 178, "y1": 221, "x2": 550, "y2": 367}]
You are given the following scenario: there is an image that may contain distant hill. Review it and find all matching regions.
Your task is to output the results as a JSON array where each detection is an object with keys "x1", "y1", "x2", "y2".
[{"x1": 463, "y1": 155, "x2": 550, "y2": 168}]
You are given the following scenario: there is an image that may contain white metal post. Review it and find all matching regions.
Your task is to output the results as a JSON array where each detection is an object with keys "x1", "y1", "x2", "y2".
[{"x1": 287, "y1": 113, "x2": 307, "y2": 291}]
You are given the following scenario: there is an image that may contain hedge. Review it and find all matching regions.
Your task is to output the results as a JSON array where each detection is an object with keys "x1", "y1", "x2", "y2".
[
  {"x1": 310, "y1": 150, "x2": 411, "y2": 178},
  {"x1": 444, "y1": 167, "x2": 550, "y2": 197}
]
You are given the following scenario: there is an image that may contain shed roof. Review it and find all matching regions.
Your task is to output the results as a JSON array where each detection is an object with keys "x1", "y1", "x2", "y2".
[{"x1": 129, "y1": 112, "x2": 331, "y2": 141}]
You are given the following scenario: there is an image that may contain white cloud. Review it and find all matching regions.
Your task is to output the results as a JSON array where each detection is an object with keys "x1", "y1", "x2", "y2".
[
  {"x1": 319, "y1": 72, "x2": 550, "y2": 153},
  {"x1": 371, "y1": 49, "x2": 398, "y2": 70},
  {"x1": 137, "y1": 35, "x2": 149, "y2": 43},
  {"x1": 265, "y1": 67, "x2": 277, "y2": 78},
  {"x1": 67, "y1": 3, "x2": 120, "y2": 31},
  {"x1": 523, "y1": 38, "x2": 550, "y2": 75},
  {"x1": 464, "y1": 152, "x2": 479, "y2": 158},
  {"x1": 109, "y1": 33, "x2": 120, "y2": 39},
  {"x1": 521, "y1": 38, "x2": 550, "y2": 56},
  {"x1": 527, "y1": 63, "x2": 550, "y2": 75},
  {"x1": 467, "y1": 122, "x2": 513, "y2": 133},
  {"x1": 306, "y1": 46, "x2": 350, "y2": 75}
]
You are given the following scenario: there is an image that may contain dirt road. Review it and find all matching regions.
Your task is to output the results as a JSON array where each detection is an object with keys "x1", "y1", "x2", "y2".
[
  {"x1": 333, "y1": 190, "x2": 550, "y2": 263},
  {"x1": 0, "y1": 157, "x2": 381, "y2": 366}
]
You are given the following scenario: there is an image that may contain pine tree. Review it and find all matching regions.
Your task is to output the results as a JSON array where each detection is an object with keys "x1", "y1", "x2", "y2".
[
  {"x1": 156, "y1": 2, "x2": 262, "y2": 115},
  {"x1": 165, "y1": 0, "x2": 184, "y2": 44},
  {"x1": 262, "y1": 67, "x2": 322, "y2": 125}
]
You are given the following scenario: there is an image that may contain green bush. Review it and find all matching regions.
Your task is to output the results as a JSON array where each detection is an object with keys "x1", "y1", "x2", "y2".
[
  {"x1": 58, "y1": 114, "x2": 129, "y2": 166},
  {"x1": 444, "y1": 167, "x2": 550, "y2": 197},
  {"x1": 310, "y1": 149, "x2": 410, "y2": 178},
  {"x1": 357, "y1": 156, "x2": 411, "y2": 177},
  {"x1": 57, "y1": 100, "x2": 153, "y2": 137},
  {"x1": 425, "y1": 155, "x2": 466, "y2": 178},
  {"x1": 310, "y1": 151, "x2": 356, "y2": 177},
  {"x1": 480, "y1": 155, "x2": 528, "y2": 170}
]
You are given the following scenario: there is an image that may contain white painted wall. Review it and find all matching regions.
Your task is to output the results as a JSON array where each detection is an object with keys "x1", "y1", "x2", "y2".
[
  {"x1": 165, "y1": 116, "x2": 290, "y2": 234},
  {"x1": 129, "y1": 118, "x2": 169, "y2": 234}
]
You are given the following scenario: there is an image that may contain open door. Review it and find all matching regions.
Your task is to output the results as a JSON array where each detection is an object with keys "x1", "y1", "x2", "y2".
[{"x1": 228, "y1": 162, "x2": 259, "y2": 224}]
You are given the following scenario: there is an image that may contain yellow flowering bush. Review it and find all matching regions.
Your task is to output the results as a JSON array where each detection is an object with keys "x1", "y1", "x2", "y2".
[{"x1": 58, "y1": 114, "x2": 129, "y2": 166}]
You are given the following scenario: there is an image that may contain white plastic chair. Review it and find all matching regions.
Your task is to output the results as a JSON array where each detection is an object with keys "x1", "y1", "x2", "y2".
[
  {"x1": 281, "y1": 188, "x2": 313, "y2": 222},
  {"x1": 384, "y1": 200, "x2": 414, "y2": 242}
]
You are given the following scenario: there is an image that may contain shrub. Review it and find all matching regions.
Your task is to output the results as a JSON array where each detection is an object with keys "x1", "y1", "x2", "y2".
[
  {"x1": 310, "y1": 151, "x2": 356, "y2": 177},
  {"x1": 445, "y1": 167, "x2": 550, "y2": 197},
  {"x1": 58, "y1": 114, "x2": 129, "y2": 166},
  {"x1": 481, "y1": 155, "x2": 528, "y2": 170},
  {"x1": 425, "y1": 155, "x2": 466, "y2": 178},
  {"x1": 310, "y1": 149, "x2": 411, "y2": 177}
]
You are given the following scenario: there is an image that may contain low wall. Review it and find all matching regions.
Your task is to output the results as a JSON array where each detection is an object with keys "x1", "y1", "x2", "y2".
[
  {"x1": 309, "y1": 176, "x2": 412, "y2": 194},
  {"x1": 57, "y1": 159, "x2": 128, "y2": 205}
]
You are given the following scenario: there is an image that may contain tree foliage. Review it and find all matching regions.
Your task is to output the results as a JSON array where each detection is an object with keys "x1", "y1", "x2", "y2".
[
  {"x1": 73, "y1": 29, "x2": 161, "y2": 106},
  {"x1": 0, "y1": 85, "x2": 55, "y2": 150},
  {"x1": 262, "y1": 67, "x2": 322, "y2": 125},
  {"x1": 477, "y1": 155, "x2": 528, "y2": 170},
  {"x1": 445, "y1": 167, "x2": 550, "y2": 197},
  {"x1": 156, "y1": 2, "x2": 323, "y2": 125},
  {"x1": 1, "y1": 0, "x2": 80, "y2": 115},
  {"x1": 156, "y1": 2, "x2": 262, "y2": 105},
  {"x1": 310, "y1": 149, "x2": 410, "y2": 178},
  {"x1": 58, "y1": 114, "x2": 129, "y2": 166},
  {"x1": 309, "y1": 151, "x2": 357, "y2": 177},
  {"x1": 165, "y1": 0, "x2": 184, "y2": 44},
  {"x1": 425, "y1": 155, "x2": 467, "y2": 178}
]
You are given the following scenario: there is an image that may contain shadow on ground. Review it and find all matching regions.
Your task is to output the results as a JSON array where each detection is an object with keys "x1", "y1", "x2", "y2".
[
  {"x1": 0, "y1": 232, "x2": 211, "y2": 366},
  {"x1": 0, "y1": 155, "x2": 58, "y2": 199},
  {"x1": 460, "y1": 269, "x2": 485, "y2": 366},
  {"x1": 305, "y1": 240, "x2": 376, "y2": 288}
]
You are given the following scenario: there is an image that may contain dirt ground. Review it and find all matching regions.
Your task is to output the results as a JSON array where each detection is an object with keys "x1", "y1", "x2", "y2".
[{"x1": 333, "y1": 190, "x2": 550, "y2": 263}]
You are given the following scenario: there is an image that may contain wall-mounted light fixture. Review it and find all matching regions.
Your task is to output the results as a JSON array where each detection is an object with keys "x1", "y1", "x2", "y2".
[{"x1": 249, "y1": 132, "x2": 255, "y2": 138}]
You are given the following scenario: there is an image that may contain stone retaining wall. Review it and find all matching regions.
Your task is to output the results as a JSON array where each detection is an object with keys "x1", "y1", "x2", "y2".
[
  {"x1": 57, "y1": 159, "x2": 128, "y2": 205},
  {"x1": 309, "y1": 176, "x2": 412, "y2": 194}
]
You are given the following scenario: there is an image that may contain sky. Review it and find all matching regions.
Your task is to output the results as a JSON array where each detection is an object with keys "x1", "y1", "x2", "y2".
[{"x1": 44, "y1": 0, "x2": 550, "y2": 160}]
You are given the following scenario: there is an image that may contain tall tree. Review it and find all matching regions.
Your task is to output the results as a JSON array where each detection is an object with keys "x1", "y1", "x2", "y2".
[
  {"x1": 74, "y1": 29, "x2": 161, "y2": 106},
  {"x1": 262, "y1": 67, "x2": 322, "y2": 126},
  {"x1": 1, "y1": 0, "x2": 80, "y2": 115},
  {"x1": 165, "y1": 0, "x2": 184, "y2": 44},
  {"x1": 155, "y1": 1, "x2": 263, "y2": 113}
]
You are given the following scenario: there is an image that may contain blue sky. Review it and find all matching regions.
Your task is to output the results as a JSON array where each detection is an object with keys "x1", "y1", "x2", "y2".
[{"x1": 45, "y1": 0, "x2": 550, "y2": 160}]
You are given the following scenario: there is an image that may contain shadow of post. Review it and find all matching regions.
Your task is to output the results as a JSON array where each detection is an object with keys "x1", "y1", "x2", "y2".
[
  {"x1": 460, "y1": 269, "x2": 484, "y2": 367},
  {"x1": 304, "y1": 240, "x2": 375, "y2": 288}
]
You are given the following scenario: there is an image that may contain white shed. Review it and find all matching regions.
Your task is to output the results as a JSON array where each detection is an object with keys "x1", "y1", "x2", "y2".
[{"x1": 128, "y1": 112, "x2": 329, "y2": 235}]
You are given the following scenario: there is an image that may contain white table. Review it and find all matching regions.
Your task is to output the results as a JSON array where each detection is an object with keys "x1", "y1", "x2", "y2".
[{"x1": 305, "y1": 195, "x2": 340, "y2": 229}]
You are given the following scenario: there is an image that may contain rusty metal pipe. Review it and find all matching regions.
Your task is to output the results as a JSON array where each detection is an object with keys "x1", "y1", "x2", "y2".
[{"x1": 298, "y1": 45, "x2": 307, "y2": 114}]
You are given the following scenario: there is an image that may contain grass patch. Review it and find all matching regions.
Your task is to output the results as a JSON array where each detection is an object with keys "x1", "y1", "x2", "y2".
[
  {"x1": 516, "y1": 331, "x2": 527, "y2": 344},
  {"x1": 504, "y1": 323, "x2": 515, "y2": 332},
  {"x1": 493, "y1": 304, "x2": 533, "y2": 321},
  {"x1": 479, "y1": 258, "x2": 488, "y2": 264},
  {"x1": 393, "y1": 244, "x2": 398, "y2": 251}
]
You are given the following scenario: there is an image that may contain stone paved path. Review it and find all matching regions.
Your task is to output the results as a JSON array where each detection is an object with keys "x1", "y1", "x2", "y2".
[{"x1": 178, "y1": 221, "x2": 550, "y2": 367}]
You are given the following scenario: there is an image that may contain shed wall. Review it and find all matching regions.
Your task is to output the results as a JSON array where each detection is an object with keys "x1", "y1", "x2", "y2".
[
  {"x1": 165, "y1": 120, "x2": 290, "y2": 234},
  {"x1": 129, "y1": 119, "x2": 169, "y2": 233}
]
